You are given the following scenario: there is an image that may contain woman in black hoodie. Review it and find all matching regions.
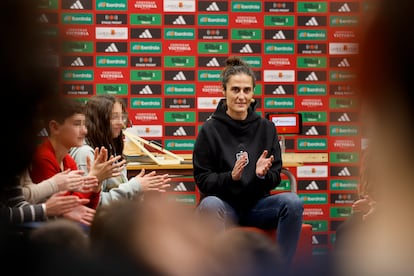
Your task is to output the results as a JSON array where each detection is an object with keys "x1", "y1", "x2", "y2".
[{"x1": 193, "y1": 56, "x2": 304, "y2": 267}]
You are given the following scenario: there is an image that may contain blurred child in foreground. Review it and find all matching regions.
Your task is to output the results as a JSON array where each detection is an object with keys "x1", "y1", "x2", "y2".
[{"x1": 334, "y1": 1, "x2": 414, "y2": 275}]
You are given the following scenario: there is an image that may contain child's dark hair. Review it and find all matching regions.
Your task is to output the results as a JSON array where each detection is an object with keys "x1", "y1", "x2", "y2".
[
  {"x1": 220, "y1": 56, "x2": 256, "y2": 90},
  {"x1": 85, "y1": 94, "x2": 127, "y2": 160},
  {"x1": 42, "y1": 98, "x2": 85, "y2": 129}
]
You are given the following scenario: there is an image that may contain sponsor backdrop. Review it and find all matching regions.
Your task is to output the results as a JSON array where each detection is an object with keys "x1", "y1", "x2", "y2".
[{"x1": 37, "y1": 0, "x2": 370, "y2": 254}]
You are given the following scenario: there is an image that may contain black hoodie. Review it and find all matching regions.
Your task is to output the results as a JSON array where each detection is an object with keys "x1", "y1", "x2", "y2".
[{"x1": 193, "y1": 98, "x2": 282, "y2": 215}]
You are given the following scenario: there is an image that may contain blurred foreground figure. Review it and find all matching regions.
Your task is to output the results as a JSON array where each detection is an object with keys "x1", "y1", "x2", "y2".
[
  {"x1": 1, "y1": 0, "x2": 58, "y2": 181},
  {"x1": 335, "y1": 1, "x2": 414, "y2": 276},
  {"x1": 90, "y1": 197, "x2": 285, "y2": 276},
  {"x1": 0, "y1": 0, "x2": 61, "y2": 225},
  {"x1": 0, "y1": 0, "x2": 91, "y2": 274}
]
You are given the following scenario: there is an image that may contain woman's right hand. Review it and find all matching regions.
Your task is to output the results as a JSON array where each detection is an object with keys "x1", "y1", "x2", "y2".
[{"x1": 134, "y1": 169, "x2": 171, "y2": 192}]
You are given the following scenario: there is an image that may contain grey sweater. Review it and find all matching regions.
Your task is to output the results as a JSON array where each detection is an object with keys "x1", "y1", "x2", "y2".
[{"x1": 70, "y1": 144, "x2": 142, "y2": 206}]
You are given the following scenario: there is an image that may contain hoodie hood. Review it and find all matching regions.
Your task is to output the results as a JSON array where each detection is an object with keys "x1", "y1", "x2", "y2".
[{"x1": 211, "y1": 98, "x2": 261, "y2": 133}]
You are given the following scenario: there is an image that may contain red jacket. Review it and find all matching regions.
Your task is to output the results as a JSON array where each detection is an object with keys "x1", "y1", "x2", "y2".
[{"x1": 29, "y1": 138, "x2": 100, "y2": 209}]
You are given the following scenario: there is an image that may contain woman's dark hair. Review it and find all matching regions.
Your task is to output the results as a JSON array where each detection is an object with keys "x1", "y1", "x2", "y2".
[
  {"x1": 85, "y1": 95, "x2": 126, "y2": 159},
  {"x1": 220, "y1": 56, "x2": 256, "y2": 90}
]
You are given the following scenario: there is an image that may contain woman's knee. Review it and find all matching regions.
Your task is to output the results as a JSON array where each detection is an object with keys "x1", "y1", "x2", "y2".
[
  {"x1": 279, "y1": 193, "x2": 304, "y2": 214},
  {"x1": 198, "y1": 196, "x2": 225, "y2": 211}
]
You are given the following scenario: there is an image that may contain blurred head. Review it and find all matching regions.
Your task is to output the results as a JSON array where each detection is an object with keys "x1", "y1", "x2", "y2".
[
  {"x1": 30, "y1": 219, "x2": 89, "y2": 254},
  {"x1": 43, "y1": 98, "x2": 87, "y2": 149},
  {"x1": 90, "y1": 197, "x2": 228, "y2": 276},
  {"x1": 3, "y1": 0, "x2": 59, "y2": 179},
  {"x1": 355, "y1": 0, "x2": 414, "y2": 206},
  {"x1": 110, "y1": 101, "x2": 128, "y2": 138},
  {"x1": 90, "y1": 199, "x2": 140, "y2": 257},
  {"x1": 84, "y1": 95, "x2": 127, "y2": 158},
  {"x1": 211, "y1": 228, "x2": 283, "y2": 276},
  {"x1": 337, "y1": 1, "x2": 414, "y2": 275},
  {"x1": 357, "y1": 0, "x2": 414, "y2": 163}
]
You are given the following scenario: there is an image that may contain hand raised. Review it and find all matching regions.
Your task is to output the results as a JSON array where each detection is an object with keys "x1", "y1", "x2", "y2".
[
  {"x1": 77, "y1": 175, "x2": 99, "y2": 193},
  {"x1": 63, "y1": 204, "x2": 96, "y2": 226},
  {"x1": 86, "y1": 146, "x2": 126, "y2": 183},
  {"x1": 255, "y1": 150, "x2": 274, "y2": 178},
  {"x1": 135, "y1": 169, "x2": 171, "y2": 192},
  {"x1": 54, "y1": 169, "x2": 84, "y2": 192},
  {"x1": 231, "y1": 152, "x2": 248, "y2": 181},
  {"x1": 352, "y1": 195, "x2": 373, "y2": 214},
  {"x1": 45, "y1": 191, "x2": 90, "y2": 217}
]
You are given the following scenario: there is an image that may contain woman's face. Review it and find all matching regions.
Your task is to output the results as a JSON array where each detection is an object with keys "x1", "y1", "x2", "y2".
[
  {"x1": 110, "y1": 102, "x2": 124, "y2": 138},
  {"x1": 223, "y1": 73, "x2": 254, "y2": 120}
]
